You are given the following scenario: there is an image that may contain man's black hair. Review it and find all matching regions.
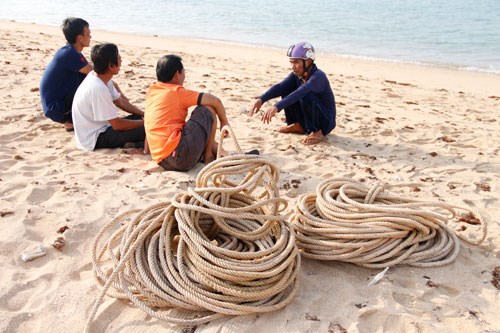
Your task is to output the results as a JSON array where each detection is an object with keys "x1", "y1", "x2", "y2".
[
  {"x1": 62, "y1": 17, "x2": 89, "y2": 44},
  {"x1": 156, "y1": 55, "x2": 183, "y2": 83},
  {"x1": 91, "y1": 43, "x2": 119, "y2": 74}
]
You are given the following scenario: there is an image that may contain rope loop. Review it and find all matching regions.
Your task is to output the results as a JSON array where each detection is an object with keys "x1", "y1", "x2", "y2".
[
  {"x1": 293, "y1": 178, "x2": 487, "y2": 268},
  {"x1": 85, "y1": 126, "x2": 300, "y2": 331}
]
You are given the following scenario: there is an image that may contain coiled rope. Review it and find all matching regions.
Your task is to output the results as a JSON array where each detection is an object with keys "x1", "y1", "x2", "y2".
[
  {"x1": 84, "y1": 126, "x2": 300, "y2": 331},
  {"x1": 293, "y1": 177, "x2": 487, "y2": 268}
]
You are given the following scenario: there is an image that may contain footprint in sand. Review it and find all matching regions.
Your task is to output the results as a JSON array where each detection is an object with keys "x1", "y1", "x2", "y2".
[
  {"x1": 245, "y1": 136, "x2": 266, "y2": 145},
  {"x1": 358, "y1": 309, "x2": 411, "y2": 333},
  {"x1": 25, "y1": 186, "x2": 55, "y2": 205},
  {"x1": 22, "y1": 222, "x2": 45, "y2": 243},
  {"x1": 320, "y1": 172, "x2": 335, "y2": 178},
  {"x1": 68, "y1": 262, "x2": 93, "y2": 281},
  {"x1": 228, "y1": 96, "x2": 246, "y2": 102},
  {"x1": 3, "y1": 313, "x2": 32, "y2": 333},
  {"x1": 379, "y1": 129, "x2": 395, "y2": 137},
  {"x1": 422, "y1": 281, "x2": 460, "y2": 298},
  {"x1": 391, "y1": 292, "x2": 417, "y2": 308},
  {"x1": 1, "y1": 273, "x2": 54, "y2": 312},
  {"x1": 297, "y1": 164, "x2": 311, "y2": 172}
]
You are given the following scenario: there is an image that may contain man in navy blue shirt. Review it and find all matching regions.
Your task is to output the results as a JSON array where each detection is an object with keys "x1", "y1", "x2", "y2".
[
  {"x1": 40, "y1": 17, "x2": 93, "y2": 131},
  {"x1": 250, "y1": 42, "x2": 336, "y2": 145}
]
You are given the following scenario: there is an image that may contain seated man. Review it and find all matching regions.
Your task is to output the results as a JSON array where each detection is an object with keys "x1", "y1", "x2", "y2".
[
  {"x1": 40, "y1": 17, "x2": 92, "y2": 131},
  {"x1": 72, "y1": 43, "x2": 146, "y2": 152},
  {"x1": 145, "y1": 55, "x2": 230, "y2": 171},
  {"x1": 249, "y1": 42, "x2": 337, "y2": 145}
]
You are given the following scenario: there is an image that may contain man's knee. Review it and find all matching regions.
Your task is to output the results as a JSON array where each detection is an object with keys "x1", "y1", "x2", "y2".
[
  {"x1": 193, "y1": 105, "x2": 215, "y2": 124},
  {"x1": 202, "y1": 105, "x2": 216, "y2": 113}
]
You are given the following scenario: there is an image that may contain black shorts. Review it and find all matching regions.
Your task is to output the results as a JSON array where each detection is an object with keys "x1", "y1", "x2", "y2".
[
  {"x1": 94, "y1": 115, "x2": 145, "y2": 149},
  {"x1": 159, "y1": 106, "x2": 213, "y2": 171}
]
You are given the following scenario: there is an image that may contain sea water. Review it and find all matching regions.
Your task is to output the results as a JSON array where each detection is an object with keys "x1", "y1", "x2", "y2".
[{"x1": 2, "y1": 0, "x2": 499, "y2": 73}]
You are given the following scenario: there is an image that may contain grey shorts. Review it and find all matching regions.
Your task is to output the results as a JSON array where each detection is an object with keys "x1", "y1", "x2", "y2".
[{"x1": 159, "y1": 106, "x2": 214, "y2": 171}]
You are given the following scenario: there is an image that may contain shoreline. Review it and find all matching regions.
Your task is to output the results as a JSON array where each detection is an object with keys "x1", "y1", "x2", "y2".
[{"x1": 2, "y1": 19, "x2": 500, "y2": 79}]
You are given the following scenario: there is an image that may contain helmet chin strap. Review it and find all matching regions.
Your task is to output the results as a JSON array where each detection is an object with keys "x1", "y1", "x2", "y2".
[{"x1": 301, "y1": 59, "x2": 313, "y2": 79}]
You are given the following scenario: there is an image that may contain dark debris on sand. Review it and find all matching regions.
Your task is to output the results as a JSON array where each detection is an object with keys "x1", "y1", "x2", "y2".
[
  {"x1": 305, "y1": 313, "x2": 320, "y2": 321},
  {"x1": 57, "y1": 225, "x2": 70, "y2": 233},
  {"x1": 329, "y1": 323, "x2": 348, "y2": 333},
  {"x1": 491, "y1": 267, "x2": 500, "y2": 290}
]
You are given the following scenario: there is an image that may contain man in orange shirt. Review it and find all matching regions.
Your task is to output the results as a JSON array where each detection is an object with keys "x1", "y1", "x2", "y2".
[{"x1": 145, "y1": 55, "x2": 230, "y2": 171}]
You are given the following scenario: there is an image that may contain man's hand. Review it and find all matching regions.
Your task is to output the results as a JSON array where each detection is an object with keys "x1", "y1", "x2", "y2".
[
  {"x1": 249, "y1": 98, "x2": 263, "y2": 116},
  {"x1": 261, "y1": 106, "x2": 278, "y2": 124},
  {"x1": 113, "y1": 81, "x2": 129, "y2": 101},
  {"x1": 220, "y1": 120, "x2": 230, "y2": 138},
  {"x1": 114, "y1": 95, "x2": 144, "y2": 117}
]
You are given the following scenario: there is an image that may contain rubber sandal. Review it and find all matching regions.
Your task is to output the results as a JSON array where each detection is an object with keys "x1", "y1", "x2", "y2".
[{"x1": 245, "y1": 149, "x2": 260, "y2": 155}]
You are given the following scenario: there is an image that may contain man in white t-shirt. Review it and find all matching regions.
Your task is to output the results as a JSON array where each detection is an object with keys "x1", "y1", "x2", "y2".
[{"x1": 72, "y1": 43, "x2": 146, "y2": 153}]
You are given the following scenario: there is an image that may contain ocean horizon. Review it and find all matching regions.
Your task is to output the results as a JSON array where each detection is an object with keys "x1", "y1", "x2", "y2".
[{"x1": 2, "y1": 0, "x2": 500, "y2": 74}]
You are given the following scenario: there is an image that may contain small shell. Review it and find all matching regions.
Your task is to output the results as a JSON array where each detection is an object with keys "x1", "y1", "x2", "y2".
[
  {"x1": 368, "y1": 267, "x2": 389, "y2": 287},
  {"x1": 20, "y1": 245, "x2": 46, "y2": 262}
]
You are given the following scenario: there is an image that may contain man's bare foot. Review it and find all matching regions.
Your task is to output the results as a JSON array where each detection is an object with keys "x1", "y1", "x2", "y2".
[
  {"x1": 301, "y1": 131, "x2": 325, "y2": 145},
  {"x1": 204, "y1": 152, "x2": 216, "y2": 164},
  {"x1": 276, "y1": 122, "x2": 305, "y2": 134},
  {"x1": 64, "y1": 122, "x2": 74, "y2": 132},
  {"x1": 124, "y1": 148, "x2": 148, "y2": 155}
]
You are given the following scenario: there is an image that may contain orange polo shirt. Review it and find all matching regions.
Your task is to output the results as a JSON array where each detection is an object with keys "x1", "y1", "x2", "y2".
[{"x1": 145, "y1": 82, "x2": 201, "y2": 163}]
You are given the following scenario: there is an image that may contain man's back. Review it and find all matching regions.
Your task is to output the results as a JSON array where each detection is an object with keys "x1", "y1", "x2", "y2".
[
  {"x1": 145, "y1": 82, "x2": 200, "y2": 163},
  {"x1": 73, "y1": 72, "x2": 120, "y2": 151},
  {"x1": 40, "y1": 44, "x2": 88, "y2": 122}
]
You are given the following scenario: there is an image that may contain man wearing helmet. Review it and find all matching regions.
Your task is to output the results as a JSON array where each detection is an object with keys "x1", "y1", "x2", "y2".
[{"x1": 249, "y1": 42, "x2": 336, "y2": 145}]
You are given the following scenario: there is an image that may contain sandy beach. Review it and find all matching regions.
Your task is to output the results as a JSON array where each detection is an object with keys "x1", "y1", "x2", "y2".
[{"x1": 0, "y1": 20, "x2": 499, "y2": 333}]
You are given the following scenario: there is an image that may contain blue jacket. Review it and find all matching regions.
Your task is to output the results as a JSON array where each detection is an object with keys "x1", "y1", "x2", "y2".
[{"x1": 259, "y1": 64, "x2": 335, "y2": 113}]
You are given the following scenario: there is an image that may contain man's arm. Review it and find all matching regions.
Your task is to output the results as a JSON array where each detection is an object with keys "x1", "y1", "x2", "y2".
[
  {"x1": 275, "y1": 71, "x2": 327, "y2": 111},
  {"x1": 112, "y1": 81, "x2": 129, "y2": 101},
  {"x1": 249, "y1": 98, "x2": 263, "y2": 116},
  {"x1": 249, "y1": 73, "x2": 296, "y2": 116},
  {"x1": 274, "y1": 79, "x2": 313, "y2": 111},
  {"x1": 200, "y1": 93, "x2": 229, "y2": 129},
  {"x1": 113, "y1": 95, "x2": 144, "y2": 117},
  {"x1": 259, "y1": 74, "x2": 296, "y2": 104},
  {"x1": 108, "y1": 117, "x2": 144, "y2": 131},
  {"x1": 79, "y1": 63, "x2": 93, "y2": 75}
]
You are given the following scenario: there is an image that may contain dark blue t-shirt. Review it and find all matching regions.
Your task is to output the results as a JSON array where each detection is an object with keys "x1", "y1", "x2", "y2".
[{"x1": 40, "y1": 44, "x2": 88, "y2": 122}]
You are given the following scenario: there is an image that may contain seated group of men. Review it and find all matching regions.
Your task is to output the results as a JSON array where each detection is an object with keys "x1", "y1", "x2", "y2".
[{"x1": 40, "y1": 18, "x2": 337, "y2": 172}]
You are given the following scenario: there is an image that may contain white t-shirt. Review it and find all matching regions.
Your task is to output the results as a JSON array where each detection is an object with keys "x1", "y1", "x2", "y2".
[{"x1": 72, "y1": 71, "x2": 121, "y2": 151}]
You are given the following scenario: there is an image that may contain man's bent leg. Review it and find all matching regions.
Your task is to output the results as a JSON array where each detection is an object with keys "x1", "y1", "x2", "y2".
[
  {"x1": 159, "y1": 106, "x2": 213, "y2": 171},
  {"x1": 299, "y1": 95, "x2": 335, "y2": 135},
  {"x1": 279, "y1": 103, "x2": 305, "y2": 134},
  {"x1": 277, "y1": 123, "x2": 304, "y2": 134},
  {"x1": 94, "y1": 126, "x2": 146, "y2": 149},
  {"x1": 201, "y1": 106, "x2": 218, "y2": 164}
]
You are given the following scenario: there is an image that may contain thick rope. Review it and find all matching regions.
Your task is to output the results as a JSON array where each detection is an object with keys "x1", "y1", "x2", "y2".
[
  {"x1": 84, "y1": 126, "x2": 300, "y2": 332},
  {"x1": 293, "y1": 178, "x2": 487, "y2": 268}
]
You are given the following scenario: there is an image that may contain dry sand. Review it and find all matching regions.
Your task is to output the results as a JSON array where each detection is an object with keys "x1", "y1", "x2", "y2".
[{"x1": 0, "y1": 20, "x2": 499, "y2": 333}]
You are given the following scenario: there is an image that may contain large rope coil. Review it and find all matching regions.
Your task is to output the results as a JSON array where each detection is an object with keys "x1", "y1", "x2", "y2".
[
  {"x1": 85, "y1": 127, "x2": 300, "y2": 331},
  {"x1": 293, "y1": 178, "x2": 487, "y2": 268}
]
